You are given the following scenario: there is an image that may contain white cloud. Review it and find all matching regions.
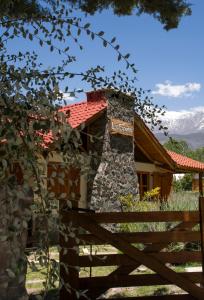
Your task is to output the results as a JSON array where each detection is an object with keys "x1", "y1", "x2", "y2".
[
  {"x1": 61, "y1": 92, "x2": 75, "y2": 102},
  {"x1": 152, "y1": 80, "x2": 201, "y2": 98},
  {"x1": 55, "y1": 91, "x2": 76, "y2": 106},
  {"x1": 163, "y1": 106, "x2": 204, "y2": 120}
]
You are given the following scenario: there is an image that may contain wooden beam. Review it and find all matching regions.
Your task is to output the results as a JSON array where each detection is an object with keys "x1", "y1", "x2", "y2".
[
  {"x1": 199, "y1": 196, "x2": 204, "y2": 286},
  {"x1": 134, "y1": 140, "x2": 154, "y2": 163},
  {"x1": 62, "y1": 211, "x2": 199, "y2": 224},
  {"x1": 79, "y1": 231, "x2": 200, "y2": 245},
  {"x1": 199, "y1": 173, "x2": 203, "y2": 196},
  {"x1": 134, "y1": 116, "x2": 175, "y2": 169}
]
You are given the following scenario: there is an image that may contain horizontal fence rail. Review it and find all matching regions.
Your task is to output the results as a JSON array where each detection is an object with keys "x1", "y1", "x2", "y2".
[
  {"x1": 79, "y1": 231, "x2": 201, "y2": 244},
  {"x1": 62, "y1": 211, "x2": 200, "y2": 223}
]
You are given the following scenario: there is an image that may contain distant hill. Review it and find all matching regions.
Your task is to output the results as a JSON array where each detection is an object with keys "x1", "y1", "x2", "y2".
[{"x1": 156, "y1": 132, "x2": 204, "y2": 149}]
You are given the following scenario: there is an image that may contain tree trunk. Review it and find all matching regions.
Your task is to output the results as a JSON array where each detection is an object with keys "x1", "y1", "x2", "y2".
[{"x1": 0, "y1": 185, "x2": 33, "y2": 300}]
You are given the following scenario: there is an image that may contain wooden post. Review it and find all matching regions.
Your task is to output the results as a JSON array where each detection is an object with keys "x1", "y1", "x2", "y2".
[
  {"x1": 60, "y1": 211, "x2": 79, "y2": 300},
  {"x1": 199, "y1": 172, "x2": 203, "y2": 197},
  {"x1": 59, "y1": 167, "x2": 80, "y2": 300},
  {"x1": 199, "y1": 196, "x2": 204, "y2": 286},
  {"x1": 199, "y1": 172, "x2": 204, "y2": 285}
]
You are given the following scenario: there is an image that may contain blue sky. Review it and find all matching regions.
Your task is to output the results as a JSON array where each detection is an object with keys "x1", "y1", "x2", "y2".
[
  {"x1": 8, "y1": 0, "x2": 204, "y2": 113},
  {"x1": 78, "y1": 0, "x2": 204, "y2": 112}
]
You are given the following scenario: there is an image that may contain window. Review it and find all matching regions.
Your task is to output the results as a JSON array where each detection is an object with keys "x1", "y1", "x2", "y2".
[{"x1": 138, "y1": 172, "x2": 150, "y2": 199}]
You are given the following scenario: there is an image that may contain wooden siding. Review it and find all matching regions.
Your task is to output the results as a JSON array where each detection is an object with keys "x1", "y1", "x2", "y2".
[
  {"x1": 153, "y1": 172, "x2": 173, "y2": 200},
  {"x1": 192, "y1": 178, "x2": 204, "y2": 192}
]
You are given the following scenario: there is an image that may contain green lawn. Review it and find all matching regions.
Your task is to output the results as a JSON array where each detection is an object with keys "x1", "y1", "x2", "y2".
[{"x1": 27, "y1": 248, "x2": 190, "y2": 298}]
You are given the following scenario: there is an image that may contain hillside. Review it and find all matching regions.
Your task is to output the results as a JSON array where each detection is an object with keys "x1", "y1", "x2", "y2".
[{"x1": 156, "y1": 132, "x2": 204, "y2": 149}]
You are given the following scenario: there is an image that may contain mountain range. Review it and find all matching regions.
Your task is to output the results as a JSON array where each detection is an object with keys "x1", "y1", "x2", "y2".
[{"x1": 155, "y1": 107, "x2": 204, "y2": 149}]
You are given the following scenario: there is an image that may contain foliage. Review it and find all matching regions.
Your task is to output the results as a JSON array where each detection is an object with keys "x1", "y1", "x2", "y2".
[
  {"x1": 190, "y1": 146, "x2": 204, "y2": 163},
  {"x1": 164, "y1": 138, "x2": 204, "y2": 191},
  {"x1": 163, "y1": 191, "x2": 198, "y2": 211},
  {"x1": 0, "y1": 0, "x2": 192, "y2": 30},
  {"x1": 119, "y1": 191, "x2": 199, "y2": 252},
  {"x1": 0, "y1": 0, "x2": 43, "y2": 18},
  {"x1": 164, "y1": 137, "x2": 191, "y2": 156},
  {"x1": 173, "y1": 174, "x2": 193, "y2": 192},
  {"x1": 143, "y1": 187, "x2": 160, "y2": 201},
  {"x1": 164, "y1": 137, "x2": 204, "y2": 163},
  {"x1": 70, "y1": 0, "x2": 192, "y2": 30},
  {"x1": 119, "y1": 193, "x2": 165, "y2": 239}
]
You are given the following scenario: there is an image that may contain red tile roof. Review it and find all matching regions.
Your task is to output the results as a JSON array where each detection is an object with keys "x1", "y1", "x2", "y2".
[
  {"x1": 167, "y1": 150, "x2": 204, "y2": 172},
  {"x1": 39, "y1": 99, "x2": 107, "y2": 147},
  {"x1": 59, "y1": 99, "x2": 107, "y2": 128}
]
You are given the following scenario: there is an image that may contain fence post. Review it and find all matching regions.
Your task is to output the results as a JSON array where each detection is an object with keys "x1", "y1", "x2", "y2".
[
  {"x1": 199, "y1": 172, "x2": 204, "y2": 284},
  {"x1": 59, "y1": 211, "x2": 79, "y2": 300}
]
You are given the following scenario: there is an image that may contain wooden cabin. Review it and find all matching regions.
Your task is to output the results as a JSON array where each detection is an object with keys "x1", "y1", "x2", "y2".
[
  {"x1": 5, "y1": 89, "x2": 204, "y2": 248},
  {"x1": 6, "y1": 89, "x2": 204, "y2": 212},
  {"x1": 45, "y1": 89, "x2": 204, "y2": 206}
]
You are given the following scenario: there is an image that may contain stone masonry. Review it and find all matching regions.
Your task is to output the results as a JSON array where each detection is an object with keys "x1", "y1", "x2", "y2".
[{"x1": 87, "y1": 90, "x2": 138, "y2": 211}]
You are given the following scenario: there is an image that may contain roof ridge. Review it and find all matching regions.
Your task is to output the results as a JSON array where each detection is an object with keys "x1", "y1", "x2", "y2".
[
  {"x1": 59, "y1": 98, "x2": 107, "y2": 111},
  {"x1": 59, "y1": 100, "x2": 87, "y2": 110}
]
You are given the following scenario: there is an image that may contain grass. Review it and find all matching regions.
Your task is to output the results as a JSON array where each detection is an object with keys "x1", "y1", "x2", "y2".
[{"x1": 164, "y1": 191, "x2": 199, "y2": 211}]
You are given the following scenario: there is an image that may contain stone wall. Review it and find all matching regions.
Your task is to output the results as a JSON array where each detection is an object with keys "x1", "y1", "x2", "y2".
[{"x1": 87, "y1": 90, "x2": 138, "y2": 211}]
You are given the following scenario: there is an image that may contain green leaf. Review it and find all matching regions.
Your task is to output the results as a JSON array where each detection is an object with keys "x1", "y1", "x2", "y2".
[
  {"x1": 125, "y1": 53, "x2": 130, "y2": 59},
  {"x1": 84, "y1": 23, "x2": 90, "y2": 29},
  {"x1": 29, "y1": 33, "x2": 33, "y2": 41},
  {"x1": 98, "y1": 31, "x2": 104, "y2": 36},
  {"x1": 103, "y1": 40, "x2": 107, "y2": 47}
]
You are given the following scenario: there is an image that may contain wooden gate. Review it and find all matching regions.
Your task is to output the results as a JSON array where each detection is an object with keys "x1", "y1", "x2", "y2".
[{"x1": 60, "y1": 197, "x2": 204, "y2": 300}]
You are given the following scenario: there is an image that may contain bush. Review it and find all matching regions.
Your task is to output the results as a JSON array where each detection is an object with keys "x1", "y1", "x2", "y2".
[
  {"x1": 173, "y1": 174, "x2": 193, "y2": 192},
  {"x1": 119, "y1": 191, "x2": 199, "y2": 251}
]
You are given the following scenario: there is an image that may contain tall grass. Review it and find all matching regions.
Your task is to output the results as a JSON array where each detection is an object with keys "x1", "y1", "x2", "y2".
[
  {"x1": 119, "y1": 191, "x2": 200, "y2": 251},
  {"x1": 163, "y1": 191, "x2": 199, "y2": 211}
]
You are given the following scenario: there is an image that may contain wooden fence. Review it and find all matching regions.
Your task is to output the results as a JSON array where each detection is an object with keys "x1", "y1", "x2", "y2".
[{"x1": 59, "y1": 197, "x2": 204, "y2": 300}]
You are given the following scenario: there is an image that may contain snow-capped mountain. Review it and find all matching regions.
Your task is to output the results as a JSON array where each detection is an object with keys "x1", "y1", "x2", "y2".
[
  {"x1": 161, "y1": 107, "x2": 204, "y2": 134},
  {"x1": 156, "y1": 107, "x2": 204, "y2": 148}
]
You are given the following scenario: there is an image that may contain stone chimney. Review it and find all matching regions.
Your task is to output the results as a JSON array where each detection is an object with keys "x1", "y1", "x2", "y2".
[
  {"x1": 87, "y1": 89, "x2": 138, "y2": 211},
  {"x1": 86, "y1": 90, "x2": 107, "y2": 102}
]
